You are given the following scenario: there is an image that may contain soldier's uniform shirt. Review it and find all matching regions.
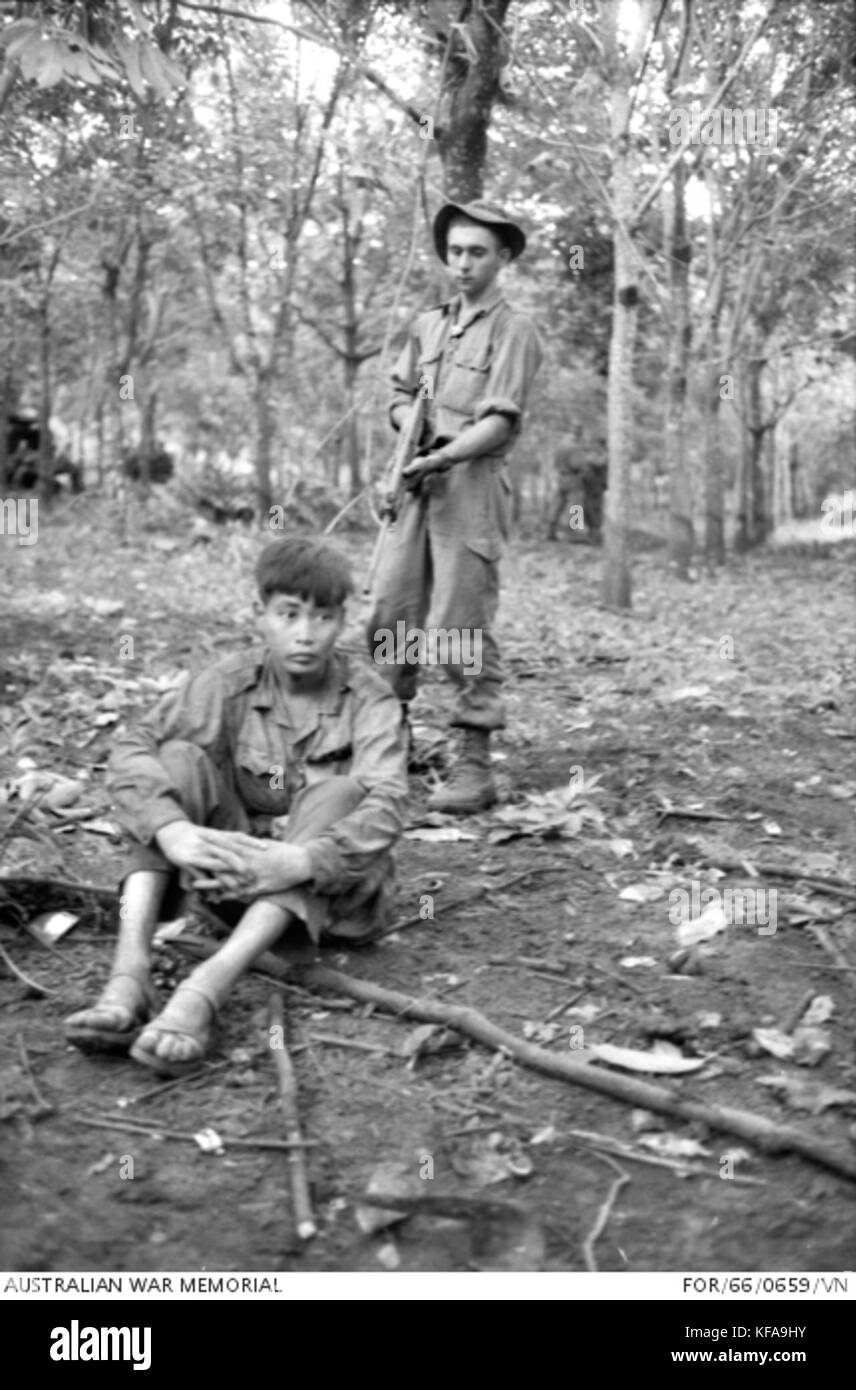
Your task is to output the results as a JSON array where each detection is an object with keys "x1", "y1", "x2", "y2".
[
  {"x1": 389, "y1": 282, "x2": 542, "y2": 559},
  {"x1": 369, "y1": 283, "x2": 542, "y2": 731}
]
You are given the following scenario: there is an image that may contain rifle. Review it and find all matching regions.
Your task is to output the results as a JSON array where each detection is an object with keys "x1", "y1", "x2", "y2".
[{"x1": 364, "y1": 392, "x2": 427, "y2": 595}]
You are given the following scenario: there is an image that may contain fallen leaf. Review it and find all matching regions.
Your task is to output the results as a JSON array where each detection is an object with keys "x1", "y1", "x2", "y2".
[
  {"x1": 565, "y1": 1004, "x2": 600, "y2": 1027},
  {"x1": 675, "y1": 902, "x2": 727, "y2": 947},
  {"x1": 43, "y1": 777, "x2": 83, "y2": 812},
  {"x1": 666, "y1": 684, "x2": 712, "y2": 702},
  {"x1": 403, "y1": 826, "x2": 478, "y2": 842},
  {"x1": 84, "y1": 597, "x2": 125, "y2": 617},
  {"x1": 530, "y1": 1125, "x2": 558, "y2": 1146},
  {"x1": 752, "y1": 1027, "x2": 794, "y2": 1061},
  {"x1": 153, "y1": 917, "x2": 189, "y2": 944},
  {"x1": 588, "y1": 1043, "x2": 710, "y2": 1075},
  {"x1": 193, "y1": 1128, "x2": 225, "y2": 1154},
  {"x1": 802, "y1": 995, "x2": 835, "y2": 1026},
  {"x1": 401, "y1": 1024, "x2": 461, "y2": 1063},
  {"x1": 800, "y1": 851, "x2": 844, "y2": 875},
  {"x1": 522, "y1": 1021, "x2": 561, "y2": 1043},
  {"x1": 791, "y1": 1025, "x2": 831, "y2": 1067},
  {"x1": 27, "y1": 910, "x2": 79, "y2": 946},
  {"x1": 618, "y1": 883, "x2": 664, "y2": 904},
  {"x1": 697, "y1": 1011, "x2": 722, "y2": 1029},
  {"x1": 78, "y1": 818, "x2": 123, "y2": 836},
  {"x1": 757, "y1": 1075, "x2": 856, "y2": 1116},
  {"x1": 631, "y1": 1108, "x2": 661, "y2": 1133},
  {"x1": 451, "y1": 1133, "x2": 533, "y2": 1186},
  {"x1": 355, "y1": 1162, "x2": 420, "y2": 1234},
  {"x1": 720, "y1": 1148, "x2": 752, "y2": 1167},
  {"x1": 375, "y1": 1240, "x2": 400, "y2": 1270},
  {"x1": 85, "y1": 1152, "x2": 117, "y2": 1177},
  {"x1": 609, "y1": 837, "x2": 635, "y2": 858},
  {"x1": 506, "y1": 1147, "x2": 534, "y2": 1178},
  {"x1": 638, "y1": 1133, "x2": 712, "y2": 1159}
]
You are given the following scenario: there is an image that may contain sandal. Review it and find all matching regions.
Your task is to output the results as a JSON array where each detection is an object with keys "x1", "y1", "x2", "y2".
[
  {"x1": 65, "y1": 971, "x2": 160, "y2": 1056},
  {"x1": 129, "y1": 984, "x2": 219, "y2": 1078}
]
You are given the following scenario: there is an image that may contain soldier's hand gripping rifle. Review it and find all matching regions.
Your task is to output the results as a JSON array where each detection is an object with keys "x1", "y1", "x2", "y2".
[{"x1": 364, "y1": 393, "x2": 427, "y2": 595}]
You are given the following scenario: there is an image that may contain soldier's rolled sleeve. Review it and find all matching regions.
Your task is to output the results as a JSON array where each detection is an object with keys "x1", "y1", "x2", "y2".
[
  {"x1": 301, "y1": 678, "x2": 408, "y2": 894},
  {"x1": 473, "y1": 316, "x2": 543, "y2": 444},
  {"x1": 106, "y1": 671, "x2": 229, "y2": 845},
  {"x1": 389, "y1": 332, "x2": 419, "y2": 428}
]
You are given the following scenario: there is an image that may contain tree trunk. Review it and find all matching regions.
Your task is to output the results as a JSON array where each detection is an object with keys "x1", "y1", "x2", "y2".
[
  {"x1": 745, "y1": 353, "x2": 767, "y2": 548},
  {"x1": 754, "y1": 428, "x2": 772, "y2": 543},
  {"x1": 788, "y1": 441, "x2": 800, "y2": 518},
  {"x1": 602, "y1": 126, "x2": 637, "y2": 606},
  {"x1": 37, "y1": 293, "x2": 53, "y2": 508},
  {"x1": 138, "y1": 387, "x2": 158, "y2": 491},
  {"x1": 664, "y1": 158, "x2": 693, "y2": 577},
  {"x1": 0, "y1": 370, "x2": 12, "y2": 491},
  {"x1": 254, "y1": 379, "x2": 273, "y2": 516},
  {"x1": 702, "y1": 364, "x2": 726, "y2": 565},
  {"x1": 340, "y1": 194, "x2": 362, "y2": 499},
  {"x1": 344, "y1": 355, "x2": 361, "y2": 498},
  {"x1": 734, "y1": 367, "x2": 751, "y2": 553},
  {"x1": 437, "y1": 0, "x2": 512, "y2": 199},
  {"x1": 94, "y1": 401, "x2": 105, "y2": 488}
]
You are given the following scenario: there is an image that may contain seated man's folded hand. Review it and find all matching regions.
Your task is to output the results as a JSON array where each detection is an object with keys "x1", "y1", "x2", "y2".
[
  {"x1": 191, "y1": 838, "x2": 312, "y2": 899},
  {"x1": 155, "y1": 821, "x2": 258, "y2": 882}
]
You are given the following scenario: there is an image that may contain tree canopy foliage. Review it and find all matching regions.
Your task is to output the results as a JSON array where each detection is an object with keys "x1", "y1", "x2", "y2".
[{"x1": 1, "y1": 0, "x2": 853, "y2": 600}]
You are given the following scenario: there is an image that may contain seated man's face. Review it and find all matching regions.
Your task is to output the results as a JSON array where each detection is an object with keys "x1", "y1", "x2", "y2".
[{"x1": 261, "y1": 592, "x2": 344, "y2": 684}]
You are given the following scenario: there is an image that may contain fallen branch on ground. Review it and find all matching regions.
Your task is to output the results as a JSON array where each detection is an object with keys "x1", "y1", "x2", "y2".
[
  {"x1": 0, "y1": 874, "x2": 115, "y2": 902},
  {"x1": 0, "y1": 943, "x2": 57, "y2": 996},
  {"x1": 808, "y1": 924, "x2": 853, "y2": 974},
  {"x1": 566, "y1": 1128, "x2": 767, "y2": 1184},
  {"x1": 701, "y1": 860, "x2": 856, "y2": 902},
  {"x1": 172, "y1": 938, "x2": 856, "y2": 1182},
  {"x1": 269, "y1": 994, "x2": 317, "y2": 1240},
  {"x1": 582, "y1": 1153, "x2": 629, "y2": 1273},
  {"x1": 69, "y1": 1113, "x2": 316, "y2": 1151}
]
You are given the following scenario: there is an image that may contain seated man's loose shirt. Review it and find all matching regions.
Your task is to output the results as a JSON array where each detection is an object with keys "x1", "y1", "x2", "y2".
[{"x1": 106, "y1": 645, "x2": 409, "y2": 896}]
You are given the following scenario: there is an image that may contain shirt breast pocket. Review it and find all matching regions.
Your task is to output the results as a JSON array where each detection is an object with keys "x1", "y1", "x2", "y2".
[
  {"x1": 441, "y1": 350, "x2": 491, "y2": 416},
  {"x1": 304, "y1": 743, "x2": 352, "y2": 787},
  {"x1": 234, "y1": 741, "x2": 295, "y2": 811},
  {"x1": 416, "y1": 353, "x2": 442, "y2": 403}
]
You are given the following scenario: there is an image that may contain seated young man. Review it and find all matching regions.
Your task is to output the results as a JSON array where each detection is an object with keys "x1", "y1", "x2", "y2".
[{"x1": 65, "y1": 536, "x2": 408, "y2": 1077}]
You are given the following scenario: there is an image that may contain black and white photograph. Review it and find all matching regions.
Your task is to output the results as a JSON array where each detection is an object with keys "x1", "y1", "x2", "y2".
[{"x1": 0, "y1": 0, "x2": 854, "y2": 1321}]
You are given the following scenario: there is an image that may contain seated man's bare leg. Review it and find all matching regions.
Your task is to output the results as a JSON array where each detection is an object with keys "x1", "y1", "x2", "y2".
[
  {"x1": 65, "y1": 871, "x2": 166, "y2": 1049},
  {"x1": 130, "y1": 898, "x2": 294, "y2": 1073}
]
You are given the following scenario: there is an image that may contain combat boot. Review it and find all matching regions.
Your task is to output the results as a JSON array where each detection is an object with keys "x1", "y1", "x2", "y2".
[{"x1": 427, "y1": 727, "x2": 496, "y2": 814}]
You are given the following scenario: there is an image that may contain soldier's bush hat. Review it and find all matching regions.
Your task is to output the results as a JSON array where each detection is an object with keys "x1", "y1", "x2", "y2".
[{"x1": 433, "y1": 200, "x2": 527, "y2": 263}]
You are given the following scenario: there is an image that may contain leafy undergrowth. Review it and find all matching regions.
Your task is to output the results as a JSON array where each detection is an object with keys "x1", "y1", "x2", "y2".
[{"x1": 1, "y1": 498, "x2": 855, "y2": 1273}]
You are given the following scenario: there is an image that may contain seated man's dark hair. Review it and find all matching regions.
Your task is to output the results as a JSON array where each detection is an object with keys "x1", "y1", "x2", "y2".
[{"x1": 255, "y1": 536, "x2": 353, "y2": 607}]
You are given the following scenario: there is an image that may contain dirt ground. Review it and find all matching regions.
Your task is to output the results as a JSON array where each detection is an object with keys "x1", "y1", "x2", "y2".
[{"x1": 1, "y1": 497, "x2": 855, "y2": 1274}]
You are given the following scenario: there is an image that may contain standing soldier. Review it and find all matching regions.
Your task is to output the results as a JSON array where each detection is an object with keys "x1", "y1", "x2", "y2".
[
  {"x1": 547, "y1": 425, "x2": 607, "y2": 543},
  {"x1": 367, "y1": 200, "x2": 542, "y2": 814},
  {"x1": 547, "y1": 433, "x2": 584, "y2": 541}
]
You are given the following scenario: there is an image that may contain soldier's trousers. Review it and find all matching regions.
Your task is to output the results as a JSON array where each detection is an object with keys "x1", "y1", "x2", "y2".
[{"x1": 367, "y1": 495, "x2": 505, "y2": 731}]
